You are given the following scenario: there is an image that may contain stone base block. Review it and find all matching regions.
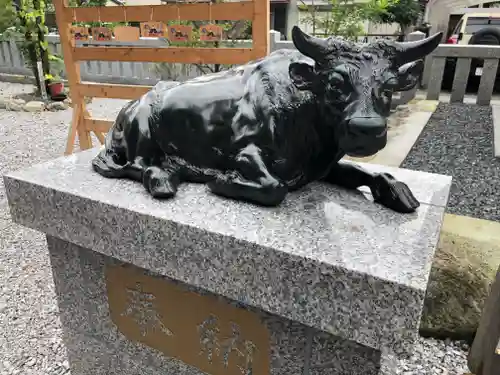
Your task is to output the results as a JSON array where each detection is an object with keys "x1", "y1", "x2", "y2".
[
  {"x1": 48, "y1": 236, "x2": 385, "y2": 375},
  {"x1": 5, "y1": 148, "x2": 452, "y2": 375}
]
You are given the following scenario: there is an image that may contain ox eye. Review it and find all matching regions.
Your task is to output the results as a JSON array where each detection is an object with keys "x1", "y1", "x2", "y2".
[
  {"x1": 384, "y1": 77, "x2": 399, "y2": 89},
  {"x1": 331, "y1": 72, "x2": 345, "y2": 85},
  {"x1": 381, "y1": 77, "x2": 398, "y2": 96},
  {"x1": 382, "y1": 87, "x2": 392, "y2": 96}
]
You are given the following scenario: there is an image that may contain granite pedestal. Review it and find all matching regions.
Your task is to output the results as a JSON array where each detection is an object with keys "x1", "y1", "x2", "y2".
[{"x1": 4, "y1": 148, "x2": 452, "y2": 375}]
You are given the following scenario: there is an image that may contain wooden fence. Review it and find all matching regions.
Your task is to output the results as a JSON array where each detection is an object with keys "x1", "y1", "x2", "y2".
[{"x1": 52, "y1": 0, "x2": 269, "y2": 155}]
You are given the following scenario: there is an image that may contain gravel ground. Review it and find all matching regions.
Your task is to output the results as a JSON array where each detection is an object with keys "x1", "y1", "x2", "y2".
[
  {"x1": 0, "y1": 82, "x2": 470, "y2": 374},
  {"x1": 0, "y1": 82, "x2": 128, "y2": 375},
  {"x1": 401, "y1": 103, "x2": 500, "y2": 222}
]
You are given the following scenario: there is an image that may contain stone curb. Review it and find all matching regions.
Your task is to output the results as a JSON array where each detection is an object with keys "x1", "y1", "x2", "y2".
[
  {"x1": 0, "y1": 73, "x2": 36, "y2": 85},
  {"x1": 0, "y1": 72, "x2": 72, "y2": 86},
  {"x1": 0, "y1": 97, "x2": 70, "y2": 112},
  {"x1": 442, "y1": 214, "x2": 500, "y2": 246}
]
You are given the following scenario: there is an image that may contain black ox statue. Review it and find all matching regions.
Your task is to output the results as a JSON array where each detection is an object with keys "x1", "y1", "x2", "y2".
[{"x1": 92, "y1": 26, "x2": 442, "y2": 213}]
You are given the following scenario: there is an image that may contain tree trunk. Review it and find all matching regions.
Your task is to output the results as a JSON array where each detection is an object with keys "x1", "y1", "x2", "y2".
[
  {"x1": 33, "y1": 0, "x2": 50, "y2": 93},
  {"x1": 23, "y1": 29, "x2": 42, "y2": 93},
  {"x1": 400, "y1": 24, "x2": 410, "y2": 40},
  {"x1": 14, "y1": 0, "x2": 45, "y2": 93},
  {"x1": 27, "y1": 42, "x2": 42, "y2": 93}
]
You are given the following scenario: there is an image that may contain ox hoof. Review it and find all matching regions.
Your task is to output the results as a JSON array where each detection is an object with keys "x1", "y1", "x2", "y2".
[
  {"x1": 142, "y1": 166, "x2": 179, "y2": 199},
  {"x1": 371, "y1": 173, "x2": 420, "y2": 213}
]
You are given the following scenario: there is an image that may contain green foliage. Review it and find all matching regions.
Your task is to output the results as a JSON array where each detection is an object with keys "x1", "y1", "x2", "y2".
[
  {"x1": 83, "y1": 0, "x2": 107, "y2": 5},
  {"x1": 0, "y1": 0, "x2": 16, "y2": 33},
  {"x1": 48, "y1": 53, "x2": 64, "y2": 78},
  {"x1": 5, "y1": 0, "x2": 47, "y2": 60},
  {"x1": 3, "y1": 0, "x2": 54, "y2": 92},
  {"x1": 372, "y1": 0, "x2": 422, "y2": 31},
  {"x1": 69, "y1": 0, "x2": 106, "y2": 6},
  {"x1": 299, "y1": 0, "x2": 400, "y2": 40}
]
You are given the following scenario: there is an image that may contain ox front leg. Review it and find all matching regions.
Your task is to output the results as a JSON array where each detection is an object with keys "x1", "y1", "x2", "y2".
[
  {"x1": 323, "y1": 161, "x2": 420, "y2": 213},
  {"x1": 142, "y1": 165, "x2": 180, "y2": 199},
  {"x1": 207, "y1": 144, "x2": 287, "y2": 206},
  {"x1": 112, "y1": 156, "x2": 180, "y2": 199}
]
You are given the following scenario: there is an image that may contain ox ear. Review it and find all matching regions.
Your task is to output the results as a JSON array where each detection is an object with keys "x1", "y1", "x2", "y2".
[
  {"x1": 289, "y1": 62, "x2": 316, "y2": 90},
  {"x1": 395, "y1": 60, "x2": 424, "y2": 92}
]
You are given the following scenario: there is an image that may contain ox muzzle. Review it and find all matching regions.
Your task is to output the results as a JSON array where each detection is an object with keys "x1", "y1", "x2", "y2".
[{"x1": 343, "y1": 117, "x2": 388, "y2": 157}]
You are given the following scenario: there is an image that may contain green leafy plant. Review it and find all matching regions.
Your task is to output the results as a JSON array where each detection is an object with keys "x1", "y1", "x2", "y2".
[
  {"x1": 5, "y1": 0, "x2": 128, "y2": 94},
  {"x1": 44, "y1": 73, "x2": 61, "y2": 82},
  {"x1": 48, "y1": 53, "x2": 64, "y2": 72},
  {"x1": 46, "y1": 54, "x2": 64, "y2": 82},
  {"x1": 369, "y1": 0, "x2": 422, "y2": 34},
  {"x1": 0, "y1": 0, "x2": 16, "y2": 33},
  {"x1": 299, "y1": 0, "x2": 401, "y2": 41},
  {"x1": 5, "y1": 0, "x2": 51, "y2": 94}
]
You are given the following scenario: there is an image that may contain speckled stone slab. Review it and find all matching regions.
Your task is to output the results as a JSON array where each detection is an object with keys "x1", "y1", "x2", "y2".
[
  {"x1": 48, "y1": 236, "x2": 392, "y2": 375},
  {"x1": 4, "y1": 148, "x2": 452, "y2": 355}
]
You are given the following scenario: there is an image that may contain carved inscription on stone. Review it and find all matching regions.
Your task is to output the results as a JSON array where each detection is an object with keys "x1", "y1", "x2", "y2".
[
  {"x1": 121, "y1": 282, "x2": 174, "y2": 337},
  {"x1": 105, "y1": 265, "x2": 270, "y2": 375},
  {"x1": 198, "y1": 315, "x2": 258, "y2": 374}
]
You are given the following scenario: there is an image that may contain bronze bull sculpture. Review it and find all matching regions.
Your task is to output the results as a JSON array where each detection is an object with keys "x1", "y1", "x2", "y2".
[{"x1": 92, "y1": 26, "x2": 442, "y2": 213}]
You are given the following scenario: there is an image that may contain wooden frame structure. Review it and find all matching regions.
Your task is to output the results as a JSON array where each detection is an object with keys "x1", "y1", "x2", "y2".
[{"x1": 53, "y1": 0, "x2": 270, "y2": 155}]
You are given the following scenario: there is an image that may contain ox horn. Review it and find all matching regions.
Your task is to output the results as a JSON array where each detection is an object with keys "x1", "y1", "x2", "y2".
[
  {"x1": 395, "y1": 32, "x2": 443, "y2": 65},
  {"x1": 291, "y1": 25, "x2": 330, "y2": 61}
]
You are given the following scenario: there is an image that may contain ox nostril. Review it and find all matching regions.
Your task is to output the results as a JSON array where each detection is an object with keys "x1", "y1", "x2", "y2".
[{"x1": 348, "y1": 118, "x2": 387, "y2": 138}]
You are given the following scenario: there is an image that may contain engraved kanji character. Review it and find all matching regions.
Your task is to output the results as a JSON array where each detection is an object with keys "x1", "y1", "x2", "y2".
[{"x1": 121, "y1": 282, "x2": 174, "y2": 337}]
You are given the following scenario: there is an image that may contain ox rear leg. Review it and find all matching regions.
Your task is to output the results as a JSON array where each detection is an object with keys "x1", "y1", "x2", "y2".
[
  {"x1": 323, "y1": 161, "x2": 420, "y2": 213},
  {"x1": 207, "y1": 144, "x2": 287, "y2": 206},
  {"x1": 142, "y1": 165, "x2": 180, "y2": 199}
]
